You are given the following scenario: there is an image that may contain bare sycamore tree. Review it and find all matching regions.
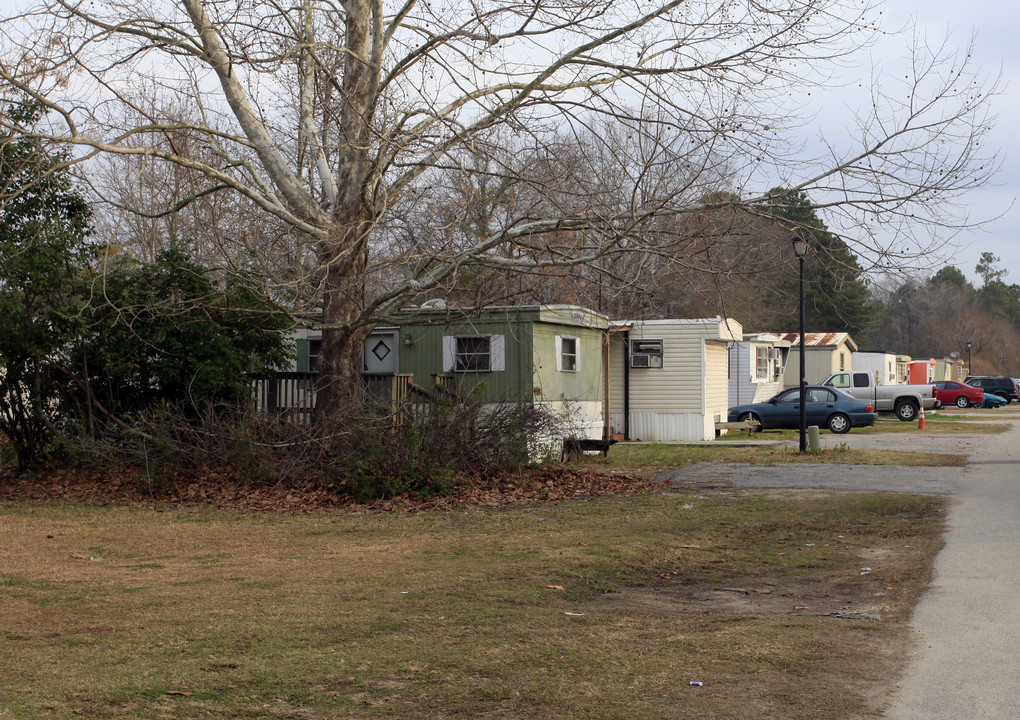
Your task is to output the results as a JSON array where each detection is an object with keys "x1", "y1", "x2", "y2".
[{"x1": 0, "y1": 0, "x2": 998, "y2": 414}]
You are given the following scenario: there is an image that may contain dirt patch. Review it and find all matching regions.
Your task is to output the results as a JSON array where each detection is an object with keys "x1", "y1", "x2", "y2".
[
  {"x1": 586, "y1": 534, "x2": 931, "y2": 717},
  {"x1": 597, "y1": 573, "x2": 889, "y2": 619},
  {"x1": 582, "y1": 562, "x2": 924, "y2": 717}
]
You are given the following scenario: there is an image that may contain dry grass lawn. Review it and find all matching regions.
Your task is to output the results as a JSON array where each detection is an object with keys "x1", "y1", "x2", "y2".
[{"x1": 1, "y1": 490, "x2": 946, "y2": 719}]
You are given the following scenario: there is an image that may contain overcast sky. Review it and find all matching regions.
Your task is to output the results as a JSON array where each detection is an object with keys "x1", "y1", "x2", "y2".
[
  {"x1": 874, "y1": 0, "x2": 1018, "y2": 285},
  {"x1": 1, "y1": 0, "x2": 1015, "y2": 287}
]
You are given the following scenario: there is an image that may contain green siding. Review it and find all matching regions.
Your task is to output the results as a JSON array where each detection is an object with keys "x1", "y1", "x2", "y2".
[
  {"x1": 397, "y1": 314, "x2": 535, "y2": 402},
  {"x1": 393, "y1": 306, "x2": 605, "y2": 405},
  {"x1": 531, "y1": 324, "x2": 605, "y2": 403}
]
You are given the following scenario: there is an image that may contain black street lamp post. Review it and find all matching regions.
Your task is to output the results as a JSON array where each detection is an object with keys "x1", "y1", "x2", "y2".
[
  {"x1": 792, "y1": 234, "x2": 810, "y2": 453},
  {"x1": 967, "y1": 340, "x2": 973, "y2": 375}
]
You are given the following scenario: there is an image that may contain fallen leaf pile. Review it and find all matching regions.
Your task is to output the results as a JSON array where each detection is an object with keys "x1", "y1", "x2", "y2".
[{"x1": 0, "y1": 464, "x2": 661, "y2": 514}]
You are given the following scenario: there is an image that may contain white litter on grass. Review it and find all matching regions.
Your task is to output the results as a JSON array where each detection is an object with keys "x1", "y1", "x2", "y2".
[
  {"x1": 564, "y1": 612, "x2": 585, "y2": 617},
  {"x1": 860, "y1": 567, "x2": 872, "y2": 575}
]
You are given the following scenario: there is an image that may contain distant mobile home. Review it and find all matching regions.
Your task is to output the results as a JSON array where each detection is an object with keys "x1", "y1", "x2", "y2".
[
  {"x1": 777, "y1": 332, "x2": 858, "y2": 388},
  {"x1": 852, "y1": 350, "x2": 898, "y2": 386},
  {"x1": 907, "y1": 358, "x2": 936, "y2": 384},
  {"x1": 609, "y1": 318, "x2": 742, "y2": 442},
  {"x1": 896, "y1": 356, "x2": 912, "y2": 384},
  {"x1": 728, "y1": 334, "x2": 792, "y2": 406},
  {"x1": 934, "y1": 357, "x2": 966, "y2": 382}
]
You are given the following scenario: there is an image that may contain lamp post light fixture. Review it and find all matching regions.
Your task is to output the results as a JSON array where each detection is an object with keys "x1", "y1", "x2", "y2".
[
  {"x1": 967, "y1": 340, "x2": 973, "y2": 375},
  {"x1": 791, "y1": 234, "x2": 809, "y2": 453}
]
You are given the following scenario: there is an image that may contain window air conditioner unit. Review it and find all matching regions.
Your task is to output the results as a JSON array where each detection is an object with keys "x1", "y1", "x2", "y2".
[{"x1": 631, "y1": 354, "x2": 662, "y2": 369}]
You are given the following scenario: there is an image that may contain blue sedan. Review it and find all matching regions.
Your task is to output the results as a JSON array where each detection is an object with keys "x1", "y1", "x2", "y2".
[
  {"x1": 728, "y1": 386, "x2": 877, "y2": 434},
  {"x1": 983, "y1": 392, "x2": 1007, "y2": 408}
]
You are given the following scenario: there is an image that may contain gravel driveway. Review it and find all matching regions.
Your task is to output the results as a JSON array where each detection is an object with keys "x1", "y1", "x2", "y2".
[
  {"x1": 654, "y1": 424, "x2": 983, "y2": 494},
  {"x1": 655, "y1": 461, "x2": 963, "y2": 494}
]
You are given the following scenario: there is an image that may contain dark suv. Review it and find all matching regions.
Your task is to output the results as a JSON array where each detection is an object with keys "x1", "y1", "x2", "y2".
[{"x1": 964, "y1": 376, "x2": 1019, "y2": 403}]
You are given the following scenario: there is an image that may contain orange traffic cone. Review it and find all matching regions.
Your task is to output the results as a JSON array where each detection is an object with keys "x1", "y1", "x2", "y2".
[{"x1": 918, "y1": 405, "x2": 927, "y2": 430}]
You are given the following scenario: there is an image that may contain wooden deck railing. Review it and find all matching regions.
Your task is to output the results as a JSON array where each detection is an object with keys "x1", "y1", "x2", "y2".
[
  {"x1": 252, "y1": 372, "x2": 318, "y2": 424},
  {"x1": 252, "y1": 372, "x2": 416, "y2": 422},
  {"x1": 364, "y1": 374, "x2": 413, "y2": 412}
]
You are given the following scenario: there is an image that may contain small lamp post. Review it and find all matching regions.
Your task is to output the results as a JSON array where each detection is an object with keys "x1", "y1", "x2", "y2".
[
  {"x1": 791, "y1": 234, "x2": 810, "y2": 453},
  {"x1": 967, "y1": 340, "x2": 973, "y2": 375}
]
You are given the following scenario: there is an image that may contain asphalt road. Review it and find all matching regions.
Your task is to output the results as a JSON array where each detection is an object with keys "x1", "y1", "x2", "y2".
[
  {"x1": 657, "y1": 416, "x2": 1020, "y2": 719},
  {"x1": 885, "y1": 418, "x2": 1020, "y2": 720}
]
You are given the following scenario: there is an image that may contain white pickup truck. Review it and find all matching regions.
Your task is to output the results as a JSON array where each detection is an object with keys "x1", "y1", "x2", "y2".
[{"x1": 820, "y1": 371, "x2": 939, "y2": 422}]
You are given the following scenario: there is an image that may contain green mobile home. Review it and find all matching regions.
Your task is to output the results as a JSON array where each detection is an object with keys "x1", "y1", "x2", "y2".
[
  {"x1": 391, "y1": 304, "x2": 609, "y2": 441},
  {"x1": 280, "y1": 305, "x2": 610, "y2": 441}
]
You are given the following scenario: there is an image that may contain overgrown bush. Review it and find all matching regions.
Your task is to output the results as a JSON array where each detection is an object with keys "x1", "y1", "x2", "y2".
[
  {"x1": 81, "y1": 395, "x2": 563, "y2": 501},
  {"x1": 1, "y1": 236, "x2": 291, "y2": 471},
  {"x1": 0, "y1": 101, "x2": 92, "y2": 470}
]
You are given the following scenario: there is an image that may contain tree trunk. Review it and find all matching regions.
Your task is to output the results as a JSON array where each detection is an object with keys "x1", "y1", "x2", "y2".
[
  {"x1": 311, "y1": 0, "x2": 375, "y2": 422},
  {"x1": 315, "y1": 220, "x2": 372, "y2": 421}
]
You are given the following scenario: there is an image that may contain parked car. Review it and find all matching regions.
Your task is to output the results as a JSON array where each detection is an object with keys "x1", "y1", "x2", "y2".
[
  {"x1": 964, "y1": 376, "x2": 1019, "y2": 403},
  {"x1": 933, "y1": 380, "x2": 985, "y2": 409},
  {"x1": 820, "y1": 371, "x2": 938, "y2": 421},
  {"x1": 727, "y1": 386, "x2": 877, "y2": 435},
  {"x1": 983, "y1": 392, "x2": 1007, "y2": 409}
]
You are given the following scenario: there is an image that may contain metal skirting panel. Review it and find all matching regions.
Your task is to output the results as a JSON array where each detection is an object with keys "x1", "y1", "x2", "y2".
[
  {"x1": 609, "y1": 412, "x2": 625, "y2": 438},
  {"x1": 615, "y1": 412, "x2": 715, "y2": 442},
  {"x1": 534, "y1": 400, "x2": 604, "y2": 440}
]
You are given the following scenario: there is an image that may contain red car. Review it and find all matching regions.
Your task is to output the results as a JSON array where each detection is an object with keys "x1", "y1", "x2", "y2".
[{"x1": 934, "y1": 380, "x2": 984, "y2": 408}]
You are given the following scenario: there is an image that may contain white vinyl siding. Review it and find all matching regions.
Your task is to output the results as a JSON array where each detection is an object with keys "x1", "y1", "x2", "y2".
[
  {"x1": 627, "y1": 413, "x2": 711, "y2": 442},
  {"x1": 704, "y1": 342, "x2": 729, "y2": 419},
  {"x1": 609, "y1": 334, "x2": 626, "y2": 421},
  {"x1": 610, "y1": 318, "x2": 741, "y2": 442},
  {"x1": 536, "y1": 400, "x2": 603, "y2": 440},
  {"x1": 851, "y1": 351, "x2": 897, "y2": 386},
  {"x1": 729, "y1": 341, "x2": 787, "y2": 406},
  {"x1": 625, "y1": 324, "x2": 704, "y2": 412}
]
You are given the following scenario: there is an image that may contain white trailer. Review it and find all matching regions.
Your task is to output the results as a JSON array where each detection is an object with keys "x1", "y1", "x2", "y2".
[{"x1": 851, "y1": 351, "x2": 898, "y2": 386}]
